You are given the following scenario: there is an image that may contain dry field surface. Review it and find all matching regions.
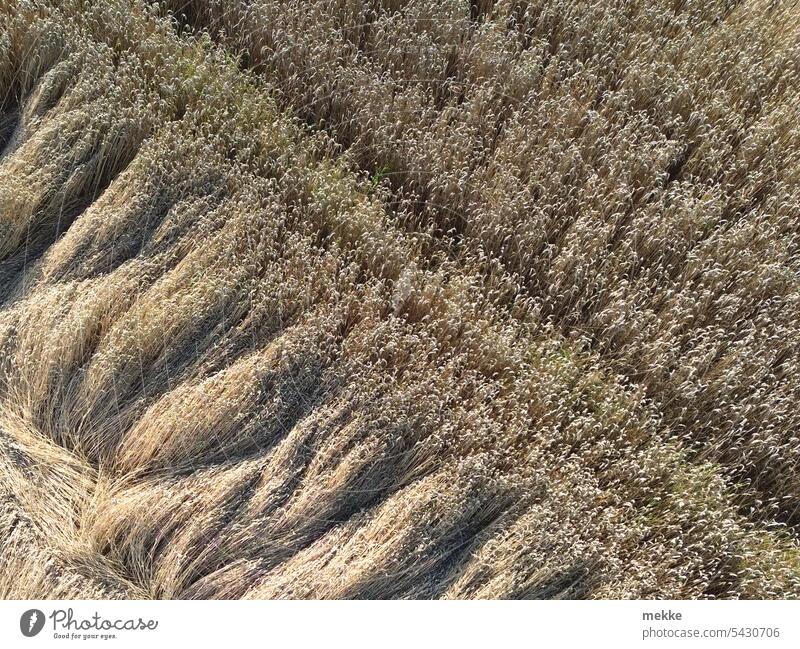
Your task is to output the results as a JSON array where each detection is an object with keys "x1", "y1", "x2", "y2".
[{"x1": 1, "y1": 0, "x2": 799, "y2": 598}]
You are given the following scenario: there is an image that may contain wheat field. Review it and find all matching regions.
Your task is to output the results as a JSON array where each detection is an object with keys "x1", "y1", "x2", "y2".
[{"x1": 0, "y1": 0, "x2": 799, "y2": 599}]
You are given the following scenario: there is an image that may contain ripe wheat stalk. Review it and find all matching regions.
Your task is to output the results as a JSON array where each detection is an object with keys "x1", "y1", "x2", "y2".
[{"x1": 0, "y1": 0, "x2": 799, "y2": 599}]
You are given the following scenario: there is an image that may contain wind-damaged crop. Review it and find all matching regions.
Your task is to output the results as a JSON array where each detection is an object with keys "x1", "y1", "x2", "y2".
[{"x1": 0, "y1": 0, "x2": 799, "y2": 599}]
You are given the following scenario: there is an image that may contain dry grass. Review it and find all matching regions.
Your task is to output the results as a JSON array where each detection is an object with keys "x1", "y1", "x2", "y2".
[{"x1": 0, "y1": 0, "x2": 799, "y2": 599}]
